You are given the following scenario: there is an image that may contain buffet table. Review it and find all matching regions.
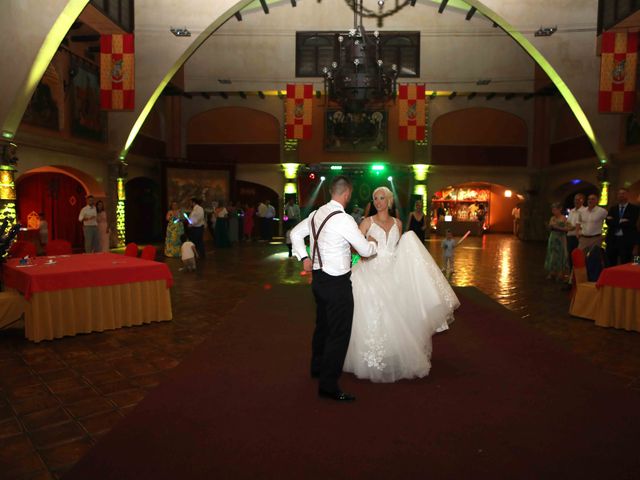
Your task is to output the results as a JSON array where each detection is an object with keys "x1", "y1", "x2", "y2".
[
  {"x1": 3, "y1": 253, "x2": 173, "y2": 342},
  {"x1": 594, "y1": 263, "x2": 640, "y2": 333}
]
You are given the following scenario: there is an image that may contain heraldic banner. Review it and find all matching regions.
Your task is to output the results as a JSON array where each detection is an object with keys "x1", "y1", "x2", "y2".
[
  {"x1": 398, "y1": 84, "x2": 426, "y2": 141},
  {"x1": 100, "y1": 34, "x2": 135, "y2": 110},
  {"x1": 599, "y1": 31, "x2": 638, "y2": 113},
  {"x1": 285, "y1": 84, "x2": 313, "y2": 139}
]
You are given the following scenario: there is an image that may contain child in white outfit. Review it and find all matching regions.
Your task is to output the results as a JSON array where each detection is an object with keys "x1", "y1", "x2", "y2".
[
  {"x1": 441, "y1": 230, "x2": 456, "y2": 275},
  {"x1": 180, "y1": 234, "x2": 198, "y2": 272}
]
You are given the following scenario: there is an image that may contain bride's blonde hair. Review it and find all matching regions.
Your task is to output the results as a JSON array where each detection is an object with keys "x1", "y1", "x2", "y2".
[{"x1": 372, "y1": 186, "x2": 394, "y2": 209}]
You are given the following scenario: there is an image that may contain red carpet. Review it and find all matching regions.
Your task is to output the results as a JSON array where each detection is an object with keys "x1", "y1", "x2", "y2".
[{"x1": 64, "y1": 286, "x2": 640, "y2": 480}]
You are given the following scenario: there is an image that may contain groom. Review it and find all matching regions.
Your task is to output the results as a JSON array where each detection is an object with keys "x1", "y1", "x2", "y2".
[{"x1": 290, "y1": 176, "x2": 377, "y2": 402}]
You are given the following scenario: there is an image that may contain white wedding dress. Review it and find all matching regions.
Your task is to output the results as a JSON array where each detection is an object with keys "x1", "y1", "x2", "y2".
[{"x1": 343, "y1": 218, "x2": 460, "y2": 383}]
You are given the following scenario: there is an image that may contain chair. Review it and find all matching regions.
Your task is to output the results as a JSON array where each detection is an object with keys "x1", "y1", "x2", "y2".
[
  {"x1": 124, "y1": 242, "x2": 138, "y2": 257},
  {"x1": 140, "y1": 245, "x2": 157, "y2": 261},
  {"x1": 45, "y1": 239, "x2": 72, "y2": 256},
  {"x1": 8, "y1": 240, "x2": 37, "y2": 259},
  {"x1": 569, "y1": 248, "x2": 600, "y2": 320}
]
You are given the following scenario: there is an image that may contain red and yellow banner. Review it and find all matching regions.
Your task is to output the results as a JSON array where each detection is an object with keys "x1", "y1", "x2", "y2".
[
  {"x1": 599, "y1": 31, "x2": 638, "y2": 113},
  {"x1": 100, "y1": 34, "x2": 135, "y2": 110},
  {"x1": 398, "y1": 84, "x2": 426, "y2": 141},
  {"x1": 285, "y1": 84, "x2": 313, "y2": 139}
]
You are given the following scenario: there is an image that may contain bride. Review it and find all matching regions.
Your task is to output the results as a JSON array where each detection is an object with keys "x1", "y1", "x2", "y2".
[{"x1": 343, "y1": 186, "x2": 460, "y2": 383}]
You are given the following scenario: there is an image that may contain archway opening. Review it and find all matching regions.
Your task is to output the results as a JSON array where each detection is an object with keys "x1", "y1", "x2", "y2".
[
  {"x1": 15, "y1": 172, "x2": 87, "y2": 250},
  {"x1": 125, "y1": 177, "x2": 163, "y2": 244}
]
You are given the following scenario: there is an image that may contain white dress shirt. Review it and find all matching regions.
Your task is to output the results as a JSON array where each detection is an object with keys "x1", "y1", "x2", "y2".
[
  {"x1": 567, "y1": 206, "x2": 586, "y2": 237},
  {"x1": 78, "y1": 205, "x2": 97, "y2": 226},
  {"x1": 578, "y1": 206, "x2": 607, "y2": 236},
  {"x1": 286, "y1": 204, "x2": 301, "y2": 221},
  {"x1": 290, "y1": 200, "x2": 377, "y2": 276},
  {"x1": 189, "y1": 204, "x2": 205, "y2": 227}
]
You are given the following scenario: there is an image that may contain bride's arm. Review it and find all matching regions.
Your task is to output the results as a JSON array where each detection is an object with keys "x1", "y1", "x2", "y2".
[{"x1": 359, "y1": 216, "x2": 371, "y2": 237}]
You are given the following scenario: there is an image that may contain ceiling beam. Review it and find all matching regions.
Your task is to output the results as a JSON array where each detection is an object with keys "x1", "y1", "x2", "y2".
[{"x1": 70, "y1": 34, "x2": 100, "y2": 42}]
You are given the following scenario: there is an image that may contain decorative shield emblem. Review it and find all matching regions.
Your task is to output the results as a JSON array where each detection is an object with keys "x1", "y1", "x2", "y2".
[
  {"x1": 407, "y1": 103, "x2": 417, "y2": 120},
  {"x1": 294, "y1": 103, "x2": 304, "y2": 119},
  {"x1": 111, "y1": 58, "x2": 124, "y2": 84},
  {"x1": 612, "y1": 59, "x2": 626, "y2": 84}
]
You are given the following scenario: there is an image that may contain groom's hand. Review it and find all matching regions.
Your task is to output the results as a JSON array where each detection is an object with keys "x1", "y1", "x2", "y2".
[
  {"x1": 367, "y1": 236, "x2": 378, "y2": 244},
  {"x1": 302, "y1": 258, "x2": 312, "y2": 272}
]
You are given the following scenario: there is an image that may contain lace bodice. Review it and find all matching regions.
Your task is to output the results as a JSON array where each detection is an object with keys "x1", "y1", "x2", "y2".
[{"x1": 367, "y1": 218, "x2": 400, "y2": 256}]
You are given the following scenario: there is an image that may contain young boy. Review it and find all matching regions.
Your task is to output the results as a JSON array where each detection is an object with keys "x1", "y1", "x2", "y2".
[
  {"x1": 442, "y1": 230, "x2": 456, "y2": 275},
  {"x1": 180, "y1": 234, "x2": 198, "y2": 272}
]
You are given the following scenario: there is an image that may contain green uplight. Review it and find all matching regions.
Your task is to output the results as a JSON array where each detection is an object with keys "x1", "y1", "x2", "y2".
[
  {"x1": 330, "y1": 165, "x2": 343, "y2": 170},
  {"x1": 371, "y1": 164, "x2": 386, "y2": 172},
  {"x1": 2, "y1": 131, "x2": 13, "y2": 140},
  {"x1": 463, "y1": 0, "x2": 608, "y2": 164}
]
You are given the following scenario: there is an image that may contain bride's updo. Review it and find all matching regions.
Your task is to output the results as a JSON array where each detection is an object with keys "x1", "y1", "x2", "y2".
[{"x1": 372, "y1": 186, "x2": 394, "y2": 210}]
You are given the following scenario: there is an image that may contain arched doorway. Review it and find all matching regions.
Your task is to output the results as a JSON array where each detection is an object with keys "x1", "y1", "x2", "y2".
[
  {"x1": 125, "y1": 177, "x2": 162, "y2": 244},
  {"x1": 553, "y1": 180, "x2": 599, "y2": 211},
  {"x1": 16, "y1": 172, "x2": 87, "y2": 249}
]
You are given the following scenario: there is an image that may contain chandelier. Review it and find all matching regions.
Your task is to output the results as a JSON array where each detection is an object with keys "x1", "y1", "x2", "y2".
[{"x1": 322, "y1": 0, "x2": 399, "y2": 112}]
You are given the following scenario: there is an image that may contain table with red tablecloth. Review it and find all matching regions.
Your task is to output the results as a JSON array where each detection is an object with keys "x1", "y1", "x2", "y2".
[
  {"x1": 594, "y1": 263, "x2": 640, "y2": 332},
  {"x1": 3, "y1": 253, "x2": 173, "y2": 342}
]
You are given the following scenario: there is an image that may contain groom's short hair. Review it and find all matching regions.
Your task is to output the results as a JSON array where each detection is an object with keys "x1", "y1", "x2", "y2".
[{"x1": 330, "y1": 175, "x2": 352, "y2": 195}]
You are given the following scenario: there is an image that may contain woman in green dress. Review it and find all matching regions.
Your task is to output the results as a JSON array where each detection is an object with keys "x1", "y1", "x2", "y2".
[
  {"x1": 164, "y1": 201, "x2": 184, "y2": 257},
  {"x1": 544, "y1": 202, "x2": 572, "y2": 281}
]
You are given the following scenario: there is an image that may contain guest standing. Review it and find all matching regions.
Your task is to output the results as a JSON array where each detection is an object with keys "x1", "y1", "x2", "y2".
[
  {"x1": 214, "y1": 201, "x2": 230, "y2": 248},
  {"x1": 188, "y1": 197, "x2": 206, "y2": 259},
  {"x1": 243, "y1": 203, "x2": 255, "y2": 241},
  {"x1": 263, "y1": 200, "x2": 276, "y2": 241},
  {"x1": 78, "y1": 195, "x2": 99, "y2": 253},
  {"x1": 228, "y1": 202, "x2": 239, "y2": 244},
  {"x1": 406, "y1": 200, "x2": 427, "y2": 241},
  {"x1": 566, "y1": 194, "x2": 586, "y2": 268},
  {"x1": 284, "y1": 198, "x2": 301, "y2": 257},
  {"x1": 605, "y1": 188, "x2": 639, "y2": 266},
  {"x1": 441, "y1": 229, "x2": 456, "y2": 275},
  {"x1": 544, "y1": 203, "x2": 571, "y2": 281},
  {"x1": 96, "y1": 200, "x2": 110, "y2": 252},
  {"x1": 164, "y1": 201, "x2": 184, "y2": 257},
  {"x1": 577, "y1": 194, "x2": 608, "y2": 252}
]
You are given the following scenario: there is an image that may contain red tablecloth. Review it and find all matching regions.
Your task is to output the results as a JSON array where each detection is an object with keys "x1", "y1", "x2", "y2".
[
  {"x1": 3, "y1": 253, "x2": 173, "y2": 300},
  {"x1": 596, "y1": 263, "x2": 640, "y2": 290}
]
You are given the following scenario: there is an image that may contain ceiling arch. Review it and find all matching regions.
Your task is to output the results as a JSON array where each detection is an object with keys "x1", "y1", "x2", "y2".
[{"x1": 187, "y1": 106, "x2": 280, "y2": 144}]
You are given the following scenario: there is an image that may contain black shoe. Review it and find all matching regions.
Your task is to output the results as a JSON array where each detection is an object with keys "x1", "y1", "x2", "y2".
[{"x1": 318, "y1": 389, "x2": 356, "y2": 402}]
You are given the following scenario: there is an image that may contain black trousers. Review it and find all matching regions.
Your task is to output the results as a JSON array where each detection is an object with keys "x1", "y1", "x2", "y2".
[
  {"x1": 606, "y1": 235, "x2": 635, "y2": 266},
  {"x1": 567, "y1": 236, "x2": 579, "y2": 270},
  {"x1": 189, "y1": 226, "x2": 205, "y2": 259},
  {"x1": 311, "y1": 269, "x2": 354, "y2": 393}
]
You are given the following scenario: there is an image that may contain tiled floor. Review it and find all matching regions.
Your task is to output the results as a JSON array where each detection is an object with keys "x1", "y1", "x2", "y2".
[{"x1": 0, "y1": 234, "x2": 638, "y2": 479}]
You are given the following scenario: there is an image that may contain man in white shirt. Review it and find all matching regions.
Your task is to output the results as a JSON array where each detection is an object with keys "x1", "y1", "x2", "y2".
[
  {"x1": 511, "y1": 204, "x2": 521, "y2": 237},
  {"x1": 264, "y1": 200, "x2": 276, "y2": 241},
  {"x1": 78, "y1": 195, "x2": 98, "y2": 253},
  {"x1": 291, "y1": 176, "x2": 377, "y2": 402},
  {"x1": 188, "y1": 197, "x2": 206, "y2": 259},
  {"x1": 577, "y1": 193, "x2": 608, "y2": 252}
]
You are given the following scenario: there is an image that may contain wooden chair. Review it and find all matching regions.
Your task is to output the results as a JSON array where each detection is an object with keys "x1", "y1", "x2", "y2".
[
  {"x1": 45, "y1": 239, "x2": 72, "y2": 256},
  {"x1": 140, "y1": 245, "x2": 157, "y2": 261},
  {"x1": 124, "y1": 242, "x2": 138, "y2": 257},
  {"x1": 8, "y1": 240, "x2": 37, "y2": 258},
  {"x1": 569, "y1": 248, "x2": 600, "y2": 320}
]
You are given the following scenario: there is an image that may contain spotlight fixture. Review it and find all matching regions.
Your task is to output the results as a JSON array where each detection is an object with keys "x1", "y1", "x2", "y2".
[
  {"x1": 220, "y1": 92, "x2": 229, "y2": 99},
  {"x1": 523, "y1": 93, "x2": 535, "y2": 100},
  {"x1": 534, "y1": 26, "x2": 557, "y2": 37},
  {"x1": 291, "y1": 0, "x2": 297, "y2": 6},
  {"x1": 258, "y1": 91, "x2": 265, "y2": 99},
  {"x1": 438, "y1": 0, "x2": 449, "y2": 14},
  {"x1": 448, "y1": 92, "x2": 457, "y2": 100},
  {"x1": 309, "y1": 173, "x2": 316, "y2": 180},
  {"x1": 387, "y1": 176, "x2": 393, "y2": 181},
  {"x1": 234, "y1": 12, "x2": 242, "y2": 21},
  {"x1": 410, "y1": 0, "x2": 416, "y2": 5},
  {"x1": 239, "y1": 91, "x2": 247, "y2": 99},
  {"x1": 476, "y1": 79, "x2": 491, "y2": 86},
  {"x1": 259, "y1": 0, "x2": 269, "y2": 14},
  {"x1": 505, "y1": 93, "x2": 516, "y2": 100},
  {"x1": 320, "y1": 176, "x2": 326, "y2": 181},
  {"x1": 467, "y1": 92, "x2": 477, "y2": 100},
  {"x1": 169, "y1": 27, "x2": 191, "y2": 37},
  {"x1": 486, "y1": 92, "x2": 496, "y2": 100}
]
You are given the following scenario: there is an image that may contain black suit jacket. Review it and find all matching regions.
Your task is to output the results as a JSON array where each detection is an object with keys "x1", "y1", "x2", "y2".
[{"x1": 606, "y1": 203, "x2": 639, "y2": 243}]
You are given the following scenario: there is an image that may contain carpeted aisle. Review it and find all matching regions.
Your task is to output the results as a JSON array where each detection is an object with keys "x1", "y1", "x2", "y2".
[{"x1": 64, "y1": 286, "x2": 640, "y2": 480}]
